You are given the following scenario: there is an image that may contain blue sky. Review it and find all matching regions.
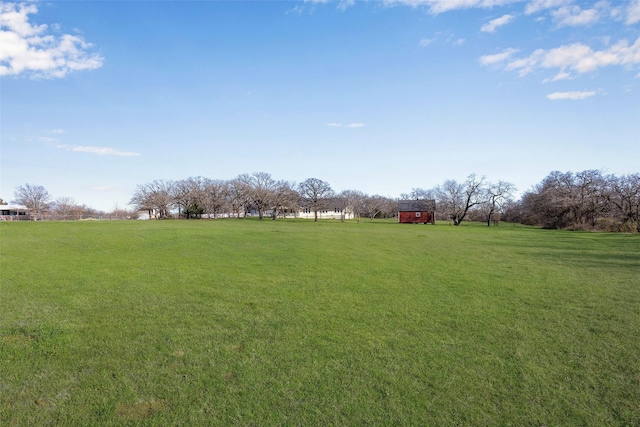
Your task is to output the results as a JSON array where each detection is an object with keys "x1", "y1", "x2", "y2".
[{"x1": 1, "y1": 0, "x2": 639, "y2": 211}]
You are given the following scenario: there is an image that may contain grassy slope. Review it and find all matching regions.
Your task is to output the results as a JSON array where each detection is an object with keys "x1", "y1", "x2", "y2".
[{"x1": 1, "y1": 220, "x2": 639, "y2": 425}]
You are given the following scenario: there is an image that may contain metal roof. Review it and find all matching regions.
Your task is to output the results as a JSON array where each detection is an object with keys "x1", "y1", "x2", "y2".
[{"x1": 0, "y1": 204, "x2": 28, "y2": 211}]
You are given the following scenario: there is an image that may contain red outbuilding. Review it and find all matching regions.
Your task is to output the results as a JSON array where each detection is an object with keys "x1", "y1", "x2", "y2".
[{"x1": 398, "y1": 200, "x2": 436, "y2": 224}]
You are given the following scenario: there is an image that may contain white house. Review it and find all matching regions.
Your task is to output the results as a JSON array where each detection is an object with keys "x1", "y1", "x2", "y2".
[
  {"x1": 0, "y1": 204, "x2": 29, "y2": 220},
  {"x1": 296, "y1": 206, "x2": 354, "y2": 220}
]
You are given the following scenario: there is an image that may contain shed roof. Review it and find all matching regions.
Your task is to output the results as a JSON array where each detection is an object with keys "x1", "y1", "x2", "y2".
[{"x1": 398, "y1": 200, "x2": 436, "y2": 212}]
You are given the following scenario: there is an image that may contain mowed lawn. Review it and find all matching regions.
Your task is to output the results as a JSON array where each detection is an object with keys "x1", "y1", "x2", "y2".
[{"x1": 1, "y1": 219, "x2": 639, "y2": 426}]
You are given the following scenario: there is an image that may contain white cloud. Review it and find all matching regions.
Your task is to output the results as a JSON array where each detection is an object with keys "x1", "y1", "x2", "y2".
[
  {"x1": 525, "y1": 0, "x2": 569, "y2": 15},
  {"x1": 337, "y1": 0, "x2": 355, "y2": 11},
  {"x1": 546, "y1": 90, "x2": 596, "y2": 100},
  {"x1": 326, "y1": 122, "x2": 342, "y2": 127},
  {"x1": 419, "y1": 38, "x2": 435, "y2": 47},
  {"x1": 383, "y1": 0, "x2": 519, "y2": 14},
  {"x1": 543, "y1": 69, "x2": 572, "y2": 82},
  {"x1": 552, "y1": 3, "x2": 602, "y2": 27},
  {"x1": 627, "y1": 0, "x2": 640, "y2": 24},
  {"x1": 57, "y1": 145, "x2": 141, "y2": 157},
  {"x1": 481, "y1": 14, "x2": 515, "y2": 33},
  {"x1": 479, "y1": 48, "x2": 520, "y2": 66},
  {"x1": 420, "y1": 32, "x2": 465, "y2": 47},
  {"x1": 524, "y1": 0, "x2": 615, "y2": 28},
  {"x1": 482, "y1": 37, "x2": 640, "y2": 78},
  {"x1": 348, "y1": 123, "x2": 366, "y2": 128},
  {"x1": 0, "y1": 2, "x2": 103, "y2": 78},
  {"x1": 296, "y1": 0, "x2": 354, "y2": 12},
  {"x1": 51, "y1": 129, "x2": 65, "y2": 134}
]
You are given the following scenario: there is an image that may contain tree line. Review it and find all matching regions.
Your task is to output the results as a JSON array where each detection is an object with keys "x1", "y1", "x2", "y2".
[
  {"x1": 123, "y1": 172, "x2": 520, "y2": 227},
  {"x1": 129, "y1": 173, "x2": 401, "y2": 223},
  {"x1": 6, "y1": 170, "x2": 639, "y2": 232},
  {"x1": 3, "y1": 185, "x2": 128, "y2": 221},
  {"x1": 506, "y1": 170, "x2": 639, "y2": 232}
]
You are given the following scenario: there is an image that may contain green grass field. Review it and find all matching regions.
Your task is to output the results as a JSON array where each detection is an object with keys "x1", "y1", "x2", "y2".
[{"x1": 1, "y1": 219, "x2": 639, "y2": 426}]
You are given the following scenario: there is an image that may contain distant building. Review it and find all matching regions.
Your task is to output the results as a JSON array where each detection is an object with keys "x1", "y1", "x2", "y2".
[
  {"x1": 0, "y1": 204, "x2": 29, "y2": 221},
  {"x1": 136, "y1": 208, "x2": 158, "y2": 220},
  {"x1": 397, "y1": 200, "x2": 436, "y2": 224},
  {"x1": 296, "y1": 198, "x2": 354, "y2": 221}
]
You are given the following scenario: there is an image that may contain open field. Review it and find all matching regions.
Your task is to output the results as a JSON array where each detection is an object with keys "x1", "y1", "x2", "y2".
[{"x1": 1, "y1": 219, "x2": 639, "y2": 425}]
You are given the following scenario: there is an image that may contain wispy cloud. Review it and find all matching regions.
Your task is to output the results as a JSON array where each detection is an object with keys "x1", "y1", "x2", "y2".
[
  {"x1": 383, "y1": 0, "x2": 520, "y2": 15},
  {"x1": 481, "y1": 37, "x2": 640, "y2": 80},
  {"x1": 326, "y1": 122, "x2": 342, "y2": 127},
  {"x1": 336, "y1": 0, "x2": 355, "y2": 11},
  {"x1": 627, "y1": 0, "x2": 640, "y2": 24},
  {"x1": 57, "y1": 144, "x2": 141, "y2": 157},
  {"x1": 551, "y1": 3, "x2": 602, "y2": 27},
  {"x1": 292, "y1": 0, "x2": 355, "y2": 13},
  {"x1": 481, "y1": 14, "x2": 515, "y2": 33},
  {"x1": 420, "y1": 31, "x2": 466, "y2": 48},
  {"x1": 50, "y1": 129, "x2": 65, "y2": 134},
  {"x1": 348, "y1": 123, "x2": 366, "y2": 128},
  {"x1": 546, "y1": 90, "x2": 596, "y2": 100},
  {"x1": 479, "y1": 48, "x2": 519, "y2": 66},
  {"x1": 543, "y1": 69, "x2": 572, "y2": 82},
  {"x1": 0, "y1": 2, "x2": 103, "y2": 78},
  {"x1": 525, "y1": 0, "x2": 567, "y2": 15},
  {"x1": 419, "y1": 38, "x2": 435, "y2": 47},
  {"x1": 525, "y1": 0, "x2": 633, "y2": 28}
]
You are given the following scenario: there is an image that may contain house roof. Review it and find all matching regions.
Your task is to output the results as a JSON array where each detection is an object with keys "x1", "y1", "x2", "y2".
[
  {"x1": 397, "y1": 200, "x2": 436, "y2": 212},
  {"x1": 0, "y1": 204, "x2": 28, "y2": 211}
]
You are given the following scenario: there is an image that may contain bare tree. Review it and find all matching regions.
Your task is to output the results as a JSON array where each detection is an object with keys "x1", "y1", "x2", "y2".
[
  {"x1": 51, "y1": 196, "x2": 77, "y2": 220},
  {"x1": 270, "y1": 180, "x2": 298, "y2": 219},
  {"x1": 380, "y1": 196, "x2": 399, "y2": 219},
  {"x1": 14, "y1": 184, "x2": 51, "y2": 220},
  {"x1": 238, "y1": 172, "x2": 277, "y2": 220},
  {"x1": 173, "y1": 177, "x2": 206, "y2": 219},
  {"x1": 576, "y1": 170, "x2": 608, "y2": 228},
  {"x1": 436, "y1": 174, "x2": 486, "y2": 226},
  {"x1": 607, "y1": 173, "x2": 640, "y2": 232},
  {"x1": 361, "y1": 194, "x2": 387, "y2": 221},
  {"x1": 480, "y1": 181, "x2": 516, "y2": 226},
  {"x1": 336, "y1": 190, "x2": 364, "y2": 222},
  {"x1": 109, "y1": 203, "x2": 130, "y2": 220},
  {"x1": 70, "y1": 204, "x2": 87, "y2": 220},
  {"x1": 516, "y1": 170, "x2": 636, "y2": 231},
  {"x1": 227, "y1": 177, "x2": 250, "y2": 218},
  {"x1": 298, "y1": 178, "x2": 334, "y2": 222},
  {"x1": 401, "y1": 188, "x2": 436, "y2": 201},
  {"x1": 520, "y1": 170, "x2": 608, "y2": 230},
  {"x1": 130, "y1": 180, "x2": 174, "y2": 219},
  {"x1": 202, "y1": 178, "x2": 227, "y2": 219},
  {"x1": 519, "y1": 171, "x2": 572, "y2": 229}
]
